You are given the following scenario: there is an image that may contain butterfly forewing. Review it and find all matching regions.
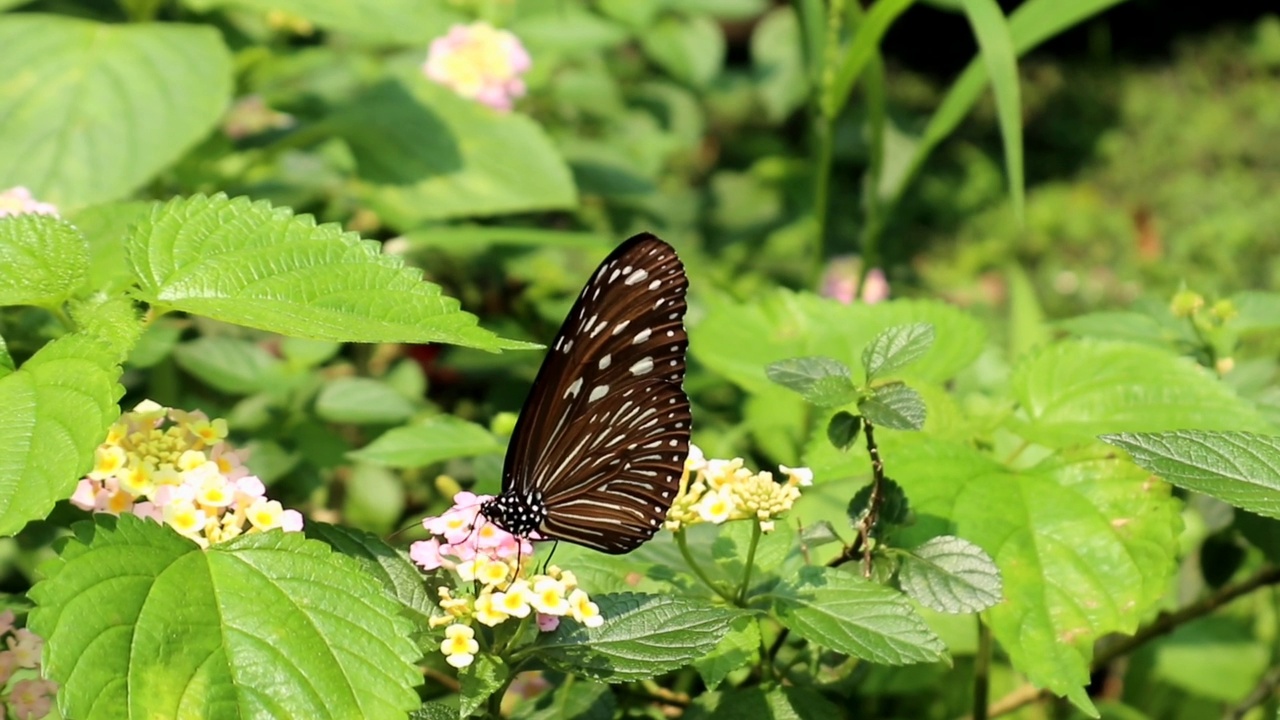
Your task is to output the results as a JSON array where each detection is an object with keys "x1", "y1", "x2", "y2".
[{"x1": 500, "y1": 233, "x2": 690, "y2": 553}]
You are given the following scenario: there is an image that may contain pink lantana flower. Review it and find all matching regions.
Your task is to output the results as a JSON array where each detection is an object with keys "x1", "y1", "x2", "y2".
[
  {"x1": 0, "y1": 187, "x2": 57, "y2": 218},
  {"x1": 423, "y1": 23, "x2": 531, "y2": 111}
]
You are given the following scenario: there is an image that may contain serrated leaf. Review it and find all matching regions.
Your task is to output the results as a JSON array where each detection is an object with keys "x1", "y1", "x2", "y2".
[
  {"x1": 0, "y1": 15, "x2": 231, "y2": 207},
  {"x1": 411, "y1": 703, "x2": 457, "y2": 720},
  {"x1": 692, "y1": 291, "x2": 984, "y2": 396},
  {"x1": 798, "y1": 520, "x2": 844, "y2": 549},
  {"x1": 1100, "y1": 431, "x2": 1280, "y2": 519},
  {"x1": 847, "y1": 477, "x2": 910, "y2": 528},
  {"x1": 460, "y1": 655, "x2": 508, "y2": 718},
  {"x1": 534, "y1": 593, "x2": 740, "y2": 682},
  {"x1": 316, "y1": 377, "x2": 419, "y2": 425},
  {"x1": 304, "y1": 522, "x2": 433, "y2": 621},
  {"x1": 841, "y1": 433, "x2": 1182, "y2": 709},
  {"x1": 826, "y1": 411, "x2": 862, "y2": 452},
  {"x1": 1013, "y1": 340, "x2": 1268, "y2": 447},
  {"x1": 861, "y1": 323, "x2": 936, "y2": 381},
  {"x1": 898, "y1": 536, "x2": 1002, "y2": 614},
  {"x1": 128, "y1": 194, "x2": 531, "y2": 350},
  {"x1": 769, "y1": 566, "x2": 945, "y2": 665},
  {"x1": 0, "y1": 214, "x2": 87, "y2": 307},
  {"x1": 691, "y1": 686, "x2": 841, "y2": 720},
  {"x1": 335, "y1": 79, "x2": 577, "y2": 227},
  {"x1": 350, "y1": 415, "x2": 503, "y2": 468},
  {"x1": 859, "y1": 383, "x2": 926, "y2": 430},
  {"x1": 67, "y1": 201, "x2": 155, "y2": 295},
  {"x1": 172, "y1": 336, "x2": 286, "y2": 396},
  {"x1": 0, "y1": 333, "x2": 120, "y2": 536},
  {"x1": 29, "y1": 515, "x2": 421, "y2": 720},
  {"x1": 764, "y1": 356, "x2": 858, "y2": 407},
  {"x1": 694, "y1": 615, "x2": 759, "y2": 690}
]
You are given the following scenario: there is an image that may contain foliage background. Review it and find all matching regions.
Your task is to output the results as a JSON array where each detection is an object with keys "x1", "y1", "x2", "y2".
[{"x1": 2, "y1": 0, "x2": 1280, "y2": 719}]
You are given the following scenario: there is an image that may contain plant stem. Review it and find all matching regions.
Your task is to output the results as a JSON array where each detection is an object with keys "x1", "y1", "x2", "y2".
[
  {"x1": 859, "y1": 420, "x2": 886, "y2": 577},
  {"x1": 972, "y1": 618, "x2": 992, "y2": 720},
  {"x1": 738, "y1": 522, "x2": 763, "y2": 604},
  {"x1": 676, "y1": 529, "x2": 738, "y2": 605}
]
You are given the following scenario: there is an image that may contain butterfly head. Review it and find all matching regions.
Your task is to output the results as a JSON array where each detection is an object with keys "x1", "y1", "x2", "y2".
[{"x1": 480, "y1": 490, "x2": 548, "y2": 538}]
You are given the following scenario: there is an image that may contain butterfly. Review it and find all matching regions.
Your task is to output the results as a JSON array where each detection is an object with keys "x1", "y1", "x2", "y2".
[{"x1": 479, "y1": 233, "x2": 691, "y2": 554}]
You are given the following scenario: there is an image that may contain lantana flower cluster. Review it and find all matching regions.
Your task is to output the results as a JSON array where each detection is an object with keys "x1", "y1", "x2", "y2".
[
  {"x1": 0, "y1": 610, "x2": 56, "y2": 719},
  {"x1": 0, "y1": 187, "x2": 58, "y2": 218},
  {"x1": 411, "y1": 493, "x2": 603, "y2": 669},
  {"x1": 423, "y1": 22, "x2": 531, "y2": 111},
  {"x1": 665, "y1": 444, "x2": 813, "y2": 533},
  {"x1": 72, "y1": 400, "x2": 303, "y2": 547}
]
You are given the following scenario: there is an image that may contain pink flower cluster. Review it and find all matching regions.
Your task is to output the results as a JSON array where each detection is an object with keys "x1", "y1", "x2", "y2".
[
  {"x1": 423, "y1": 22, "x2": 532, "y2": 111},
  {"x1": 0, "y1": 610, "x2": 55, "y2": 719},
  {"x1": 71, "y1": 400, "x2": 303, "y2": 548},
  {"x1": 0, "y1": 187, "x2": 57, "y2": 218},
  {"x1": 410, "y1": 492, "x2": 532, "y2": 570},
  {"x1": 821, "y1": 256, "x2": 890, "y2": 305}
]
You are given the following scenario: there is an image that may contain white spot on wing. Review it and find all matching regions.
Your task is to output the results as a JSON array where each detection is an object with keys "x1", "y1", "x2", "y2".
[
  {"x1": 625, "y1": 268, "x2": 649, "y2": 285},
  {"x1": 591, "y1": 320, "x2": 608, "y2": 337},
  {"x1": 633, "y1": 329, "x2": 652, "y2": 344},
  {"x1": 565, "y1": 378, "x2": 583, "y2": 399},
  {"x1": 630, "y1": 357, "x2": 654, "y2": 375},
  {"x1": 588, "y1": 384, "x2": 609, "y2": 403},
  {"x1": 612, "y1": 320, "x2": 631, "y2": 335},
  {"x1": 649, "y1": 279, "x2": 661, "y2": 290},
  {"x1": 598, "y1": 354, "x2": 612, "y2": 370}
]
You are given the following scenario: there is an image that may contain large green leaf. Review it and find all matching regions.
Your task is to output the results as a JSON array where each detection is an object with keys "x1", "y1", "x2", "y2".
[
  {"x1": 0, "y1": 214, "x2": 87, "y2": 307},
  {"x1": 349, "y1": 415, "x2": 504, "y2": 468},
  {"x1": 0, "y1": 15, "x2": 231, "y2": 207},
  {"x1": 691, "y1": 291, "x2": 985, "y2": 395},
  {"x1": 639, "y1": 14, "x2": 725, "y2": 88},
  {"x1": 29, "y1": 516, "x2": 421, "y2": 720},
  {"x1": 304, "y1": 522, "x2": 434, "y2": 621},
  {"x1": 0, "y1": 333, "x2": 121, "y2": 536},
  {"x1": 534, "y1": 593, "x2": 740, "y2": 682},
  {"x1": 1101, "y1": 431, "x2": 1280, "y2": 519},
  {"x1": 128, "y1": 194, "x2": 532, "y2": 350},
  {"x1": 181, "y1": 0, "x2": 463, "y2": 46},
  {"x1": 769, "y1": 566, "x2": 945, "y2": 666},
  {"x1": 333, "y1": 79, "x2": 577, "y2": 227},
  {"x1": 897, "y1": 535, "x2": 1002, "y2": 614},
  {"x1": 956, "y1": 0, "x2": 1023, "y2": 221},
  {"x1": 837, "y1": 434, "x2": 1182, "y2": 712},
  {"x1": 764, "y1": 356, "x2": 858, "y2": 407},
  {"x1": 1012, "y1": 341, "x2": 1270, "y2": 447}
]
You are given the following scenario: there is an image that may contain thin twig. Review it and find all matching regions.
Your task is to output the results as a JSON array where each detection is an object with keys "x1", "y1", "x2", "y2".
[
  {"x1": 1224, "y1": 664, "x2": 1280, "y2": 720},
  {"x1": 859, "y1": 420, "x2": 886, "y2": 578},
  {"x1": 984, "y1": 564, "x2": 1280, "y2": 718},
  {"x1": 973, "y1": 618, "x2": 992, "y2": 720}
]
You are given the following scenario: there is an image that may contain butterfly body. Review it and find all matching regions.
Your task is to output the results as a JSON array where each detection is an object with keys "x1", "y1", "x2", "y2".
[{"x1": 481, "y1": 233, "x2": 691, "y2": 554}]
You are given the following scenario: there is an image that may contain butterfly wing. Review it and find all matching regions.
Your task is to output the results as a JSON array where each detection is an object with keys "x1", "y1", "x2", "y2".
[{"x1": 501, "y1": 233, "x2": 691, "y2": 553}]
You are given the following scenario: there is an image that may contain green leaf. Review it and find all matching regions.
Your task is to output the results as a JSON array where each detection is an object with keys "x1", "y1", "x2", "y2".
[
  {"x1": 0, "y1": 15, "x2": 232, "y2": 207},
  {"x1": 535, "y1": 593, "x2": 740, "y2": 682},
  {"x1": 316, "y1": 377, "x2": 419, "y2": 425},
  {"x1": 752, "y1": 7, "x2": 808, "y2": 122},
  {"x1": 1013, "y1": 341, "x2": 1269, "y2": 447},
  {"x1": 512, "y1": 8, "x2": 629, "y2": 55},
  {"x1": 856, "y1": 434, "x2": 1182, "y2": 712},
  {"x1": 0, "y1": 215, "x2": 88, "y2": 307},
  {"x1": 692, "y1": 291, "x2": 984, "y2": 396},
  {"x1": 0, "y1": 333, "x2": 120, "y2": 536},
  {"x1": 769, "y1": 566, "x2": 945, "y2": 665},
  {"x1": 639, "y1": 14, "x2": 725, "y2": 88},
  {"x1": 342, "y1": 463, "x2": 408, "y2": 535},
  {"x1": 861, "y1": 323, "x2": 936, "y2": 382},
  {"x1": 826, "y1": 411, "x2": 862, "y2": 452},
  {"x1": 1100, "y1": 431, "x2": 1280, "y2": 519},
  {"x1": 411, "y1": 703, "x2": 457, "y2": 720},
  {"x1": 172, "y1": 336, "x2": 286, "y2": 396},
  {"x1": 128, "y1": 194, "x2": 532, "y2": 350},
  {"x1": 1230, "y1": 291, "x2": 1280, "y2": 334},
  {"x1": 847, "y1": 477, "x2": 910, "y2": 528},
  {"x1": 898, "y1": 536, "x2": 1002, "y2": 614},
  {"x1": 350, "y1": 415, "x2": 503, "y2": 468},
  {"x1": 335, "y1": 79, "x2": 577, "y2": 227},
  {"x1": 956, "y1": 0, "x2": 1023, "y2": 222},
  {"x1": 694, "y1": 615, "x2": 759, "y2": 690},
  {"x1": 304, "y1": 521, "x2": 433, "y2": 621},
  {"x1": 181, "y1": 0, "x2": 463, "y2": 46},
  {"x1": 29, "y1": 515, "x2": 421, "y2": 720},
  {"x1": 859, "y1": 382, "x2": 926, "y2": 431},
  {"x1": 1150, "y1": 616, "x2": 1268, "y2": 702},
  {"x1": 127, "y1": 320, "x2": 183, "y2": 369},
  {"x1": 515, "y1": 677, "x2": 616, "y2": 720},
  {"x1": 824, "y1": 0, "x2": 914, "y2": 117},
  {"x1": 460, "y1": 655, "x2": 508, "y2": 718},
  {"x1": 68, "y1": 201, "x2": 155, "y2": 295},
  {"x1": 691, "y1": 686, "x2": 841, "y2": 720},
  {"x1": 764, "y1": 356, "x2": 858, "y2": 407}
]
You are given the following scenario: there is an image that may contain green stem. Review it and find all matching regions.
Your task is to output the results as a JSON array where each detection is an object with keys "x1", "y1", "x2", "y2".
[
  {"x1": 676, "y1": 529, "x2": 738, "y2": 605},
  {"x1": 737, "y1": 522, "x2": 763, "y2": 604},
  {"x1": 973, "y1": 618, "x2": 992, "y2": 720}
]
